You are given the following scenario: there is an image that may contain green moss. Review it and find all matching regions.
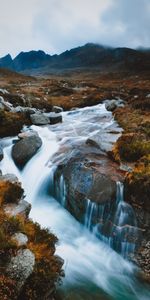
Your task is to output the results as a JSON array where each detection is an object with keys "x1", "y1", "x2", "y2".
[
  {"x1": 125, "y1": 160, "x2": 150, "y2": 213},
  {"x1": 116, "y1": 134, "x2": 150, "y2": 162},
  {"x1": 0, "y1": 111, "x2": 30, "y2": 138}
]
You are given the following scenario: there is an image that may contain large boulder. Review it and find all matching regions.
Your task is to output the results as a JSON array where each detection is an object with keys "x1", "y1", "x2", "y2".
[
  {"x1": 30, "y1": 113, "x2": 50, "y2": 125},
  {"x1": 12, "y1": 134, "x2": 42, "y2": 167},
  {"x1": 54, "y1": 156, "x2": 119, "y2": 223}
]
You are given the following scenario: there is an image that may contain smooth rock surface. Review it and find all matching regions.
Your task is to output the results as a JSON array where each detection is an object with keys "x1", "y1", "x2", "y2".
[{"x1": 12, "y1": 134, "x2": 42, "y2": 167}]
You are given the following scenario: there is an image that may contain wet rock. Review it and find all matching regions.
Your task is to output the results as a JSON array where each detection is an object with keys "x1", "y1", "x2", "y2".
[
  {"x1": 52, "y1": 105, "x2": 63, "y2": 113},
  {"x1": 54, "y1": 156, "x2": 118, "y2": 222},
  {"x1": 7, "y1": 249, "x2": 35, "y2": 290},
  {"x1": 0, "y1": 95, "x2": 13, "y2": 111},
  {"x1": 49, "y1": 112, "x2": 62, "y2": 124},
  {"x1": 105, "y1": 99, "x2": 125, "y2": 112},
  {"x1": 4, "y1": 199, "x2": 31, "y2": 218},
  {"x1": 30, "y1": 113, "x2": 50, "y2": 125},
  {"x1": 86, "y1": 130, "x2": 122, "y2": 153},
  {"x1": 12, "y1": 233, "x2": 28, "y2": 246},
  {"x1": 18, "y1": 129, "x2": 38, "y2": 139},
  {"x1": 12, "y1": 134, "x2": 42, "y2": 167},
  {"x1": 0, "y1": 88, "x2": 9, "y2": 95},
  {"x1": 12, "y1": 106, "x2": 36, "y2": 115},
  {"x1": 133, "y1": 239, "x2": 150, "y2": 284},
  {"x1": 0, "y1": 145, "x2": 3, "y2": 161}
]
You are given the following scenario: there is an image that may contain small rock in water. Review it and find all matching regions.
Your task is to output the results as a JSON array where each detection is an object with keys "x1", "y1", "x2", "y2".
[
  {"x1": 49, "y1": 112, "x2": 62, "y2": 124},
  {"x1": 12, "y1": 134, "x2": 42, "y2": 167},
  {"x1": 52, "y1": 105, "x2": 63, "y2": 113},
  {"x1": 105, "y1": 99, "x2": 125, "y2": 111},
  {"x1": 30, "y1": 113, "x2": 50, "y2": 125}
]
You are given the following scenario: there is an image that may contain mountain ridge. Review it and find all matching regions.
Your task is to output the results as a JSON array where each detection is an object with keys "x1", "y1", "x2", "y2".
[{"x1": 0, "y1": 43, "x2": 150, "y2": 75}]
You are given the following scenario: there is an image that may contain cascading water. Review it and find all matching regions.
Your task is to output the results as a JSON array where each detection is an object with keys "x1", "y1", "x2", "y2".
[
  {"x1": 84, "y1": 181, "x2": 139, "y2": 257},
  {"x1": 1, "y1": 104, "x2": 150, "y2": 300},
  {"x1": 54, "y1": 174, "x2": 67, "y2": 207},
  {"x1": 84, "y1": 199, "x2": 97, "y2": 230}
]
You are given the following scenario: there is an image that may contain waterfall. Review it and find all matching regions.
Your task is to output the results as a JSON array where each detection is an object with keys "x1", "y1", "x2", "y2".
[
  {"x1": 115, "y1": 181, "x2": 137, "y2": 227},
  {"x1": 84, "y1": 182, "x2": 139, "y2": 257},
  {"x1": 54, "y1": 173, "x2": 67, "y2": 208},
  {"x1": 114, "y1": 181, "x2": 138, "y2": 257},
  {"x1": 84, "y1": 199, "x2": 97, "y2": 230},
  {"x1": 59, "y1": 175, "x2": 66, "y2": 207}
]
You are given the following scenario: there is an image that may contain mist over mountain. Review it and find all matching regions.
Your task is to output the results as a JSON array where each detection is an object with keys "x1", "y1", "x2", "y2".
[{"x1": 0, "y1": 43, "x2": 149, "y2": 75}]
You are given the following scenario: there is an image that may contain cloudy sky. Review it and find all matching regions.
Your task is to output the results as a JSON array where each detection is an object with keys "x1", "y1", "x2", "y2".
[{"x1": 0, "y1": 0, "x2": 149, "y2": 57}]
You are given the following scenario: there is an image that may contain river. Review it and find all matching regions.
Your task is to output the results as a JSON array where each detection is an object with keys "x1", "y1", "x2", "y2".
[{"x1": 1, "y1": 103, "x2": 150, "y2": 299}]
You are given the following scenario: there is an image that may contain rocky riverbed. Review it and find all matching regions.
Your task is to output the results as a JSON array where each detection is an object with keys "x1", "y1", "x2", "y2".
[{"x1": 0, "y1": 71, "x2": 150, "y2": 298}]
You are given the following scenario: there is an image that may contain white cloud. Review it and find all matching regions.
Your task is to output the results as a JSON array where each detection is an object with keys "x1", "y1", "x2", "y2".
[{"x1": 0, "y1": 0, "x2": 149, "y2": 57}]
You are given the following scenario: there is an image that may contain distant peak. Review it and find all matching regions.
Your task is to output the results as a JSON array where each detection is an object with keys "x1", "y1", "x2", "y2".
[{"x1": 1, "y1": 53, "x2": 12, "y2": 60}]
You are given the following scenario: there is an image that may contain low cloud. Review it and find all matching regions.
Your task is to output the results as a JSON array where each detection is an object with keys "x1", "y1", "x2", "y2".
[{"x1": 0, "y1": 0, "x2": 149, "y2": 57}]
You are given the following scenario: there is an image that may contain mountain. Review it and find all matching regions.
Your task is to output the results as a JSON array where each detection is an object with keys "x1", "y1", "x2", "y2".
[
  {"x1": 0, "y1": 43, "x2": 150, "y2": 75},
  {"x1": 13, "y1": 50, "x2": 51, "y2": 71},
  {"x1": 0, "y1": 54, "x2": 14, "y2": 69}
]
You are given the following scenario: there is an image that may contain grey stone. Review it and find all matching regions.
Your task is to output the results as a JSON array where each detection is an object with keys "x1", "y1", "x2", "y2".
[
  {"x1": 0, "y1": 173, "x2": 19, "y2": 183},
  {"x1": 49, "y1": 112, "x2": 62, "y2": 124},
  {"x1": 12, "y1": 106, "x2": 36, "y2": 115},
  {"x1": 105, "y1": 99, "x2": 125, "y2": 112},
  {"x1": 12, "y1": 134, "x2": 42, "y2": 167},
  {"x1": 4, "y1": 199, "x2": 31, "y2": 218},
  {"x1": 7, "y1": 249, "x2": 35, "y2": 290},
  {"x1": 12, "y1": 233, "x2": 28, "y2": 246},
  {"x1": 52, "y1": 105, "x2": 63, "y2": 113},
  {"x1": 18, "y1": 130, "x2": 38, "y2": 139},
  {"x1": 30, "y1": 113, "x2": 50, "y2": 125}
]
